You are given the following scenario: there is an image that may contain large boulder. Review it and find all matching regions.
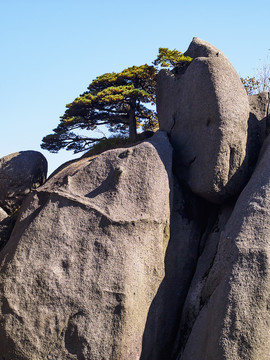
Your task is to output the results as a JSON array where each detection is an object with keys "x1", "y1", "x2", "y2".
[
  {"x1": 0, "y1": 151, "x2": 47, "y2": 213},
  {"x1": 176, "y1": 134, "x2": 270, "y2": 360},
  {"x1": 157, "y1": 37, "x2": 250, "y2": 204},
  {"x1": 0, "y1": 132, "x2": 172, "y2": 360}
]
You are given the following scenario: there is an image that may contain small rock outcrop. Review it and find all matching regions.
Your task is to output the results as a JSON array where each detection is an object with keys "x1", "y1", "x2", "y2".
[
  {"x1": 0, "y1": 132, "x2": 172, "y2": 360},
  {"x1": 157, "y1": 37, "x2": 250, "y2": 204},
  {"x1": 0, "y1": 151, "x2": 48, "y2": 213}
]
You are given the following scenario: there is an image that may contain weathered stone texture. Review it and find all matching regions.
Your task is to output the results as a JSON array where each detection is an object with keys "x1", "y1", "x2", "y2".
[
  {"x1": 157, "y1": 37, "x2": 250, "y2": 204},
  {"x1": 246, "y1": 91, "x2": 269, "y2": 174},
  {"x1": 177, "y1": 134, "x2": 270, "y2": 360},
  {"x1": 173, "y1": 203, "x2": 234, "y2": 359},
  {"x1": 184, "y1": 37, "x2": 230, "y2": 59},
  {"x1": 0, "y1": 132, "x2": 172, "y2": 360},
  {"x1": 141, "y1": 178, "x2": 205, "y2": 359}
]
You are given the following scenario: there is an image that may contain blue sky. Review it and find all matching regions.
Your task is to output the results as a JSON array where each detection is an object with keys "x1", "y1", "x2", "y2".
[{"x1": 1, "y1": 0, "x2": 269, "y2": 174}]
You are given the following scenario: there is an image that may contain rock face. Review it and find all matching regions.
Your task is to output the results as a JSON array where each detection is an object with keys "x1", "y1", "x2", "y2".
[
  {"x1": 157, "y1": 37, "x2": 250, "y2": 204},
  {"x1": 173, "y1": 202, "x2": 234, "y2": 358},
  {"x1": 248, "y1": 91, "x2": 269, "y2": 125},
  {"x1": 0, "y1": 132, "x2": 172, "y2": 360},
  {"x1": 0, "y1": 151, "x2": 48, "y2": 213},
  {"x1": 141, "y1": 178, "x2": 206, "y2": 359},
  {"x1": 1, "y1": 38, "x2": 270, "y2": 360},
  {"x1": 176, "y1": 135, "x2": 270, "y2": 360}
]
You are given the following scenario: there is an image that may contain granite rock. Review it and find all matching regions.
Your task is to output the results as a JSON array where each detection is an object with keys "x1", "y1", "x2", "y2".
[
  {"x1": 157, "y1": 37, "x2": 250, "y2": 204},
  {"x1": 178, "y1": 134, "x2": 270, "y2": 360},
  {"x1": 0, "y1": 132, "x2": 172, "y2": 360}
]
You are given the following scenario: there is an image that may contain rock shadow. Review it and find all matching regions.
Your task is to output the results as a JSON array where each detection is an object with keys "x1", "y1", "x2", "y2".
[
  {"x1": 140, "y1": 171, "x2": 217, "y2": 360},
  {"x1": 225, "y1": 112, "x2": 267, "y2": 199}
]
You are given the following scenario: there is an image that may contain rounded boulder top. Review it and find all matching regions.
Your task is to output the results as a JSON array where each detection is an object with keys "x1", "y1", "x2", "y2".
[
  {"x1": 157, "y1": 37, "x2": 250, "y2": 204},
  {"x1": 184, "y1": 37, "x2": 229, "y2": 59}
]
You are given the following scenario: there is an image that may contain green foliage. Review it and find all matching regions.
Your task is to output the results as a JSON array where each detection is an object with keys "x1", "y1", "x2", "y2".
[
  {"x1": 153, "y1": 47, "x2": 193, "y2": 69},
  {"x1": 241, "y1": 52, "x2": 270, "y2": 95},
  {"x1": 241, "y1": 76, "x2": 260, "y2": 95},
  {"x1": 41, "y1": 64, "x2": 157, "y2": 153},
  {"x1": 41, "y1": 47, "x2": 190, "y2": 154}
]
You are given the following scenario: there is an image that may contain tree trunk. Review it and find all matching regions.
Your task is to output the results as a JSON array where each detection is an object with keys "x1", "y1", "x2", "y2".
[{"x1": 128, "y1": 101, "x2": 137, "y2": 141}]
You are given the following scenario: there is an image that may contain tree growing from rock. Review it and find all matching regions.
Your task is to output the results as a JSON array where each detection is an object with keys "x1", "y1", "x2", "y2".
[
  {"x1": 153, "y1": 47, "x2": 192, "y2": 69},
  {"x1": 41, "y1": 48, "x2": 191, "y2": 153},
  {"x1": 41, "y1": 65, "x2": 157, "y2": 153}
]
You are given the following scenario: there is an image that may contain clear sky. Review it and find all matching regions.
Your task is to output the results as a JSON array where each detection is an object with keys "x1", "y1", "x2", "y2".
[{"x1": 1, "y1": 0, "x2": 269, "y2": 174}]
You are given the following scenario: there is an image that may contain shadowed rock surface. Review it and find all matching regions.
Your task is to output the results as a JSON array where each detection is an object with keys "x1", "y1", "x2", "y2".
[
  {"x1": 140, "y1": 178, "x2": 207, "y2": 359},
  {"x1": 0, "y1": 212, "x2": 18, "y2": 251},
  {"x1": 173, "y1": 203, "x2": 234, "y2": 359},
  {"x1": 0, "y1": 132, "x2": 172, "y2": 360},
  {"x1": 0, "y1": 151, "x2": 47, "y2": 213}
]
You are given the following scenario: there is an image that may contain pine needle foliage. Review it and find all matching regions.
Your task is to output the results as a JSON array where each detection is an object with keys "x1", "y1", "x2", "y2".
[
  {"x1": 41, "y1": 48, "x2": 190, "y2": 154},
  {"x1": 41, "y1": 65, "x2": 157, "y2": 153},
  {"x1": 153, "y1": 47, "x2": 193, "y2": 68}
]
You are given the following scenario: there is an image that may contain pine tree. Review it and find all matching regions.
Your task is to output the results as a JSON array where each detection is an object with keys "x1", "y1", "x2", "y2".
[
  {"x1": 41, "y1": 48, "x2": 191, "y2": 153},
  {"x1": 41, "y1": 65, "x2": 157, "y2": 153}
]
